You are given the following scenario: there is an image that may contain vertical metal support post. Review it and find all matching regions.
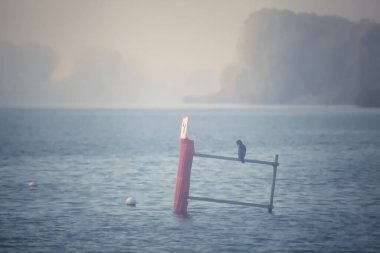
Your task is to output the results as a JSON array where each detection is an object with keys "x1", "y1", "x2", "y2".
[
  {"x1": 268, "y1": 154, "x2": 279, "y2": 213},
  {"x1": 173, "y1": 138, "x2": 195, "y2": 214}
]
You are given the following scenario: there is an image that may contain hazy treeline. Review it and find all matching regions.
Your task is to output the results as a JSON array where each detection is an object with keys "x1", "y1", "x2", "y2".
[
  {"x1": 0, "y1": 41, "x2": 146, "y2": 107},
  {"x1": 202, "y1": 9, "x2": 380, "y2": 106}
]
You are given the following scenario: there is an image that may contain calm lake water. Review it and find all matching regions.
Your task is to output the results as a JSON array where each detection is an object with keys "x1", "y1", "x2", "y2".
[{"x1": 0, "y1": 106, "x2": 379, "y2": 252}]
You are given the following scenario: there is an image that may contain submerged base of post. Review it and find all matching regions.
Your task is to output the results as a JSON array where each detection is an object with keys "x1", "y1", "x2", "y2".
[{"x1": 173, "y1": 139, "x2": 195, "y2": 214}]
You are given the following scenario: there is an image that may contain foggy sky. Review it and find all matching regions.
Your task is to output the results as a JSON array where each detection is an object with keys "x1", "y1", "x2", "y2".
[{"x1": 1, "y1": 0, "x2": 380, "y2": 107}]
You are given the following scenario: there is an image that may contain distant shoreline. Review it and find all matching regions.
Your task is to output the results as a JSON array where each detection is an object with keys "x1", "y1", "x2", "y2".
[{"x1": 1, "y1": 104, "x2": 379, "y2": 110}]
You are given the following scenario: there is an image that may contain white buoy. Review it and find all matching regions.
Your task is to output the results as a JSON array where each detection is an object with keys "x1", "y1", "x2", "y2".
[
  {"x1": 27, "y1": 181, "x2": 37, "y2": 187},
  {"x1": 126, "y1": 196, "x2": 136, "y2": 206}
]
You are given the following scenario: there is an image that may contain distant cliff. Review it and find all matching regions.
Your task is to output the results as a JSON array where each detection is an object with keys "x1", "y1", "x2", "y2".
[{"x1": 192, "y1": 9, "x2": 380, "y2": 106}]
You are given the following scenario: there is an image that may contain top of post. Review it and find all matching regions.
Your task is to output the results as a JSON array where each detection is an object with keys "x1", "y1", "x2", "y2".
[{"x1": 180, "y1": 116, "x2": 189, "y2": 139}]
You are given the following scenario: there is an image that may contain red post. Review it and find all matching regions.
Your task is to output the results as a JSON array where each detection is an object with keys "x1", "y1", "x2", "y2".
[{"x1": 173, "y1": 138, "x2": 195, "y2": 214}]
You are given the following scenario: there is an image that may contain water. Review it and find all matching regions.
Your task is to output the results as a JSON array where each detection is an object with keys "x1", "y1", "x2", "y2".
[{"x1": 0, "y1": 106, "x2": 379, "y2": 252}]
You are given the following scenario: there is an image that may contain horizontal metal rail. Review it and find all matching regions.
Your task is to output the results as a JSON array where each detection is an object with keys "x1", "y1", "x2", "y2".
[
  {"x1": 188, "y1": 196, "x2": 270, "y2": 209},
  {"x1": 194, "y1": 153, "x2": 279, "y2": 166}
]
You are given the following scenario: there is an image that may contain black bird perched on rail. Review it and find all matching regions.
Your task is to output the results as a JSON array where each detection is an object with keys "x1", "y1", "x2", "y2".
[{"x1": 236, "y1": 140, "x2": 246, "y2": 163}]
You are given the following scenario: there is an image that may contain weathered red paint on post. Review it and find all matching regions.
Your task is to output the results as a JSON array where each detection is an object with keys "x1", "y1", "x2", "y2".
[{"x1": 173, "y1": 138, "x2": 195, "y2": 214}]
